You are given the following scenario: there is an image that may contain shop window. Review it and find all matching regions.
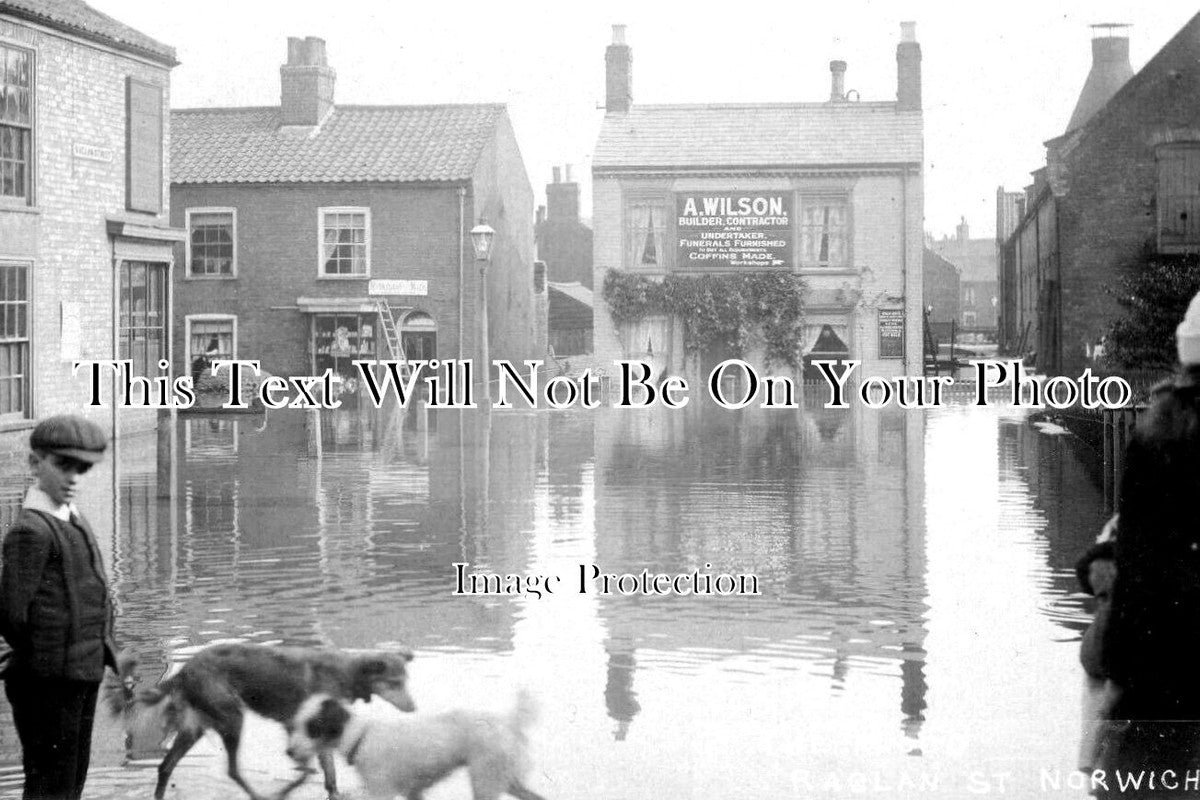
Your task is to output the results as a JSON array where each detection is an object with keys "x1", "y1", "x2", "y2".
[
  {"x1": 319, "y1": 207, "x2": 370, "y2": 276},
  {"x1": 313, "y1": 313, "x2": 376, "y2": 380},
  {"x1": 187, "y1": 209, "x2": 236, "y2": 276},
  {"x1": 0, "y1": 43, "x2": 33, "y2": 203},
  {"x1": 187, "y1": 316, "x2": 235, "y2": 380},
  {"x1": 0, "y1": 262, "x2": 29, "y2": 418},
  {"x1": 626, "y1": 201, "x2": 668, "y2": 269},
  {"x1": 119, "y1": 261, "x2": 167, "y2": 379},
  {"x1": 1158, "y1": 146, "x2": 1200, "y2": 251},
  {"x1": 799, "y1": 198, "x2": 849, "y2": 268},
  {"x1": 126, "y1": 78, "x2": 163, "y2": 213}
]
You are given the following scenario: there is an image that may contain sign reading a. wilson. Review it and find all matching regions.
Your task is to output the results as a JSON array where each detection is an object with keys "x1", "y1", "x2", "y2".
[{"x1": 676, "y1": 193, "x2": 793, "y2": 268}]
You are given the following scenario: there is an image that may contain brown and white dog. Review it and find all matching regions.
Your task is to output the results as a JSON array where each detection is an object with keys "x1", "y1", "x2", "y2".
[
  {"x1": 106, "y1": 642, "x2": 416, "y2": 800},
  {"x1": 285, "y1": 689, "x2": 546, "y2": 800}
]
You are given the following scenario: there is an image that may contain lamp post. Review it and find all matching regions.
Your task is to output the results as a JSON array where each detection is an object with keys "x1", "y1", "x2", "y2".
[{"x1": 470, "y1": 218, "x2": 495, "y2": 403}]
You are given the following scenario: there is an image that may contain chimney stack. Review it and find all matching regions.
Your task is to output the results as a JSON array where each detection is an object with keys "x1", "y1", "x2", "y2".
[
  {"x1": 605, "y1": 25, "x2": 633, "y2": 114},
  {"x1": 830, "y1": 60, "x2": 847, "y2": 102},
  {"x1": 896, "y1": 22, "x2": 921, "y2": 112},
  {"x1": 1065, "y1": 24, "x2": 1134, "y2": 133},
  {"x1": 281, "y1": 36, "x2": 336, "y2": 126},
  {"x1": 956, "y1": 217, "x2": 970, "y2": 242},
  {"x1": 546, "y1": 164, "x2": 580, "y2": 223}
]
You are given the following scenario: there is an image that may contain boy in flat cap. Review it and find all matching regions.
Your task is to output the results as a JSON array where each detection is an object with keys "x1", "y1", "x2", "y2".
[{"x1": 0, "y1": 414, "x2": 118, "y2": 800}]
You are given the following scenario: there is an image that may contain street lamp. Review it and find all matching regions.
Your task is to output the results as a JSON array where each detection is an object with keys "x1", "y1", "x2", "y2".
[{"x1": 470, "y1": 218, "x2": 495, "y2": 402}]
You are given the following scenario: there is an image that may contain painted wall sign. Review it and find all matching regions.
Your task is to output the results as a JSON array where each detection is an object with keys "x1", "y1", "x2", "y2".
[
  {"x1": 72, "y1": 143, "x2": 113, "y2": 163},
  {"x1": 369, "y1": 279, "x2": 428, "y2": 296},
  {"x1": 878, "y1": 308, "x2": 905, "y2": 359},
  {"x1": 676, "y1": 193, "x2": 793, "y2": 268}
]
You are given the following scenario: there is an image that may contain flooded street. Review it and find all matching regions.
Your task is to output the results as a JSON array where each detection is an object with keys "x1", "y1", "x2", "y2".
[{"x1": 0, "y1": 401, "x2": 1109, "y2": 799}]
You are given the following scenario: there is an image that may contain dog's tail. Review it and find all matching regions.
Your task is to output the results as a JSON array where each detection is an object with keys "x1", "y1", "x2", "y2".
[{"x1": 509, "y1": 687, "x2": 539, "y2": 735}]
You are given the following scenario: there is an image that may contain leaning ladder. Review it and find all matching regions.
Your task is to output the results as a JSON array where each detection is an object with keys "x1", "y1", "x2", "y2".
[{"x1": 375, "y1": 299, "x2": 410, "y2": 375}]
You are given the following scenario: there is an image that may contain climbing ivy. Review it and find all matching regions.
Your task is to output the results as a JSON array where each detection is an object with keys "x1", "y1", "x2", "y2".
[{"x1": 601, "y1": 269, "x2": 807, "y2": 368}]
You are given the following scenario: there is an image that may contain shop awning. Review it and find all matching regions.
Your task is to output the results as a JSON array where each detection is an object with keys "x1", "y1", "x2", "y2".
[{"x1": 295, "y1": 297, "x2": 380, "y2": 314}]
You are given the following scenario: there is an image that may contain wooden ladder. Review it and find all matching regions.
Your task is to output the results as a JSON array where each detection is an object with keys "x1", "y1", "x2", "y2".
[{"x1": 375, "y1": 299, "x2": 409, "y2": 372}]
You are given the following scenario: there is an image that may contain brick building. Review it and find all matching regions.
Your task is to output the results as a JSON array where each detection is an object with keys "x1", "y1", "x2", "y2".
[
  {"x1": 0, "y1": 0, "x2": 181, "y2": 452},
  {"x1": 998, "y1": 16, "x2": 1200, "y2": 373},
  {"x1": 536, "y1": 164, "x2": 594, "y2": 356},
  {"x1": 592, "y1": 24, "x2": 924, "y2": 384},
  {"x1": 536, "y1": 164, "x2": 593, "y2": 288},
  {"x1": 922, "y1": 247, "x2": 960, "y2": 333},
  {"x1": 930, "y1": 218, "x2": 997, "y2": 332},
  {"x1": 171, "y1": 37, "x2": 544, "y2": 394}
]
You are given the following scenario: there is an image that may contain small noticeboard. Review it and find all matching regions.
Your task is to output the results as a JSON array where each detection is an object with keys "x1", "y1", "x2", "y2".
[{"x1": 878, "y1": 308, "x2": 904, "y2": 359}]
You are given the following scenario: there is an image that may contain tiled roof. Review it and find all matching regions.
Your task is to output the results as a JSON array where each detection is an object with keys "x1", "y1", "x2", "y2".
[
  {"x1": 593, "y1": 102, "x2": 922, "y2": 170},
  {"x1": 171, "y1": 105, "x2": 505, "y2": 184},
  {"x1": 0, "y1": 0, "x2": 175, "y2": 64}
]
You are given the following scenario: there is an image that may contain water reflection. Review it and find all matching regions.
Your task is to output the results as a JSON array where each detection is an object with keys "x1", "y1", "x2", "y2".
[{"x1": 0, "y1": 399, "x2": 1107, "y2": 799}]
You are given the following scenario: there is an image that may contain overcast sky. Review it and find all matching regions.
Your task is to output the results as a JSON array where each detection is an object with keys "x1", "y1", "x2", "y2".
[{"x1": 91, "y1": 0, "x2": 1199, "y2": 240}]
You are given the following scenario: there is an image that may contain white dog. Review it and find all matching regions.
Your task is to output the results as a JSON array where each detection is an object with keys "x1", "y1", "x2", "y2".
[{"x1": 286, "y1": 690, "x2": 546, "y2": 800}]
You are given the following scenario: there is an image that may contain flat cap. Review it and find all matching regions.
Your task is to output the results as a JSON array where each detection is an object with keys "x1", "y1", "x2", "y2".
[{"x1": 30, "y1": 414, "x2": 108, "y2": 464}]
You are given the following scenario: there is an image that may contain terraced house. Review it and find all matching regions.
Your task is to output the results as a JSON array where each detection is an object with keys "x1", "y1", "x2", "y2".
[
  {"x1": 171, "y1": 36, "x2": 544, "y2": 399},
  {"x1": 0, "y1": 0, "x2": 180, "y2": 449},
  {"x1": 592, "y1": 24, "x2": 924, "y2": 385}
]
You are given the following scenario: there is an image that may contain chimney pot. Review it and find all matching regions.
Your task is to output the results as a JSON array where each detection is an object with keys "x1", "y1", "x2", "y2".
[
  {"x1": 565, "y1": 164, "x2": 573, "y2": 183},
  {"x1": 830, "y1": 60, "x2": 847, "y2": 101},
  {"x1": 304, "y1": 36, "x2": 327, "y2": 66},
  {"x1": 612, "y1": 24, "x2": 626, "y2": 45},
  {"x1": 287, "y1": 37, "x2": 305, "y2": 65},
  {"x1": 901, "y1": 21, "x2": 917, "y2": 43}
]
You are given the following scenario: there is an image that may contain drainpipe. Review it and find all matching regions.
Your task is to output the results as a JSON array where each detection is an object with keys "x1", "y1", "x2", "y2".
[
  {"x1": 110, "y1": 241, "x2": 120, "y2": 541},
  {"x1": 458, "y1": 186, "x2": 466, "y2": 361},
  {"x1": 901, "y1": 169, "x2": 909, "y2": 373}
]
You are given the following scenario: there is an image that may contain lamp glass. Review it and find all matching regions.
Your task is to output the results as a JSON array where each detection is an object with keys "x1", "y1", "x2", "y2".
[{"x1": 471, "y1": 221, "x2": 495, "y2": 262}]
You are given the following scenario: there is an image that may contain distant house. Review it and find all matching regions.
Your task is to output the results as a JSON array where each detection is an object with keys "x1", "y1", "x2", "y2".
[
  {"x1": 592, "y1": 24, "x2": 924, "y2": 383},
  {"x1": 922, "y1": 248, "x2": 960, "y2": 337},
  {"x1": 547, "y1": 281, "x2": 593, "y2": 357},
  {"x1": 999, "y1": 16, "x2": 1200, "y2": 373},
  {"x1": 170, "y1": 36, "x2": 545, "y2": 394},
  {"x1": 930, "y1": 218, "x2": 996, "y2": 332},
  {"x1": 536, "y1": 164, "x2": 593, "y2": 355},
  {"x1": 0, "y1": 0, "x2": 181, "y2": 447},
  {"x1": 536, "y1": 165, "x2": 593, "y2": 289}
]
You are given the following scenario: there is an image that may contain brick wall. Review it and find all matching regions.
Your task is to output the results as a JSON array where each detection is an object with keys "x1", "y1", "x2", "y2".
[
  {"x1": 171, "y1": 183, "x2": 468, "y2": 378},
  {"x1": 470, "y1": 112, "x2": 543, "y2": 365},
  {"x1": 0, "y1": 16, "x2": 173, "y2": 457},
  {"x1": 1005, "y1": 18, "x2": 1200, "y2": 375}
]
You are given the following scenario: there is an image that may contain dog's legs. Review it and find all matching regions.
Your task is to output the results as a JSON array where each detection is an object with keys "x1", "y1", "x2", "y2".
[
  {"x1": 507, "y1": 782, "x2": 548, "y2": 800},
  {"x1": 154, "y1": 728, "x2": 202, "y2": 800},
  {"x1": 216, "y1": 728, "x2": 271, "y2": 800},
  {"x1": 318, "y1": 750, "x2": 340, "y2": 800}
]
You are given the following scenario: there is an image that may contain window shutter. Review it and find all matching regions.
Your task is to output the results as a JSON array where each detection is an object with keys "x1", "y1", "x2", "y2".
[{"x1": 126, "y1": 78, "x2": 163, "y2": 214}]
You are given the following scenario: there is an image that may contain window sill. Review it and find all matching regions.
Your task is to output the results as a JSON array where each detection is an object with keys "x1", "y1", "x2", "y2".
[
  {"x1": 1158, "y1": 243, "x2": 1200, "y2": 255},
  {"x1": 0, "y1": 202, "x2": 39, "y2": 216},
  {"x1": 0, "y1": 418, "x2": 36, "y2": 435},
  {"x1": 317, "y1": 275, "x2": 371, "y2": 281},
  {"x1": 798, "y1": 267, "x2": 859, "y2": 276},
  {"x1": 184, "y1": 274, "x2": 238, "y2": 281}
]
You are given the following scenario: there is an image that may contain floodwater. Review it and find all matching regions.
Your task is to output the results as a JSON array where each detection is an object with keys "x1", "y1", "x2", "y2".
[{"x1": 0, "y1": 398, "x2": 1109, "y2": 799}]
